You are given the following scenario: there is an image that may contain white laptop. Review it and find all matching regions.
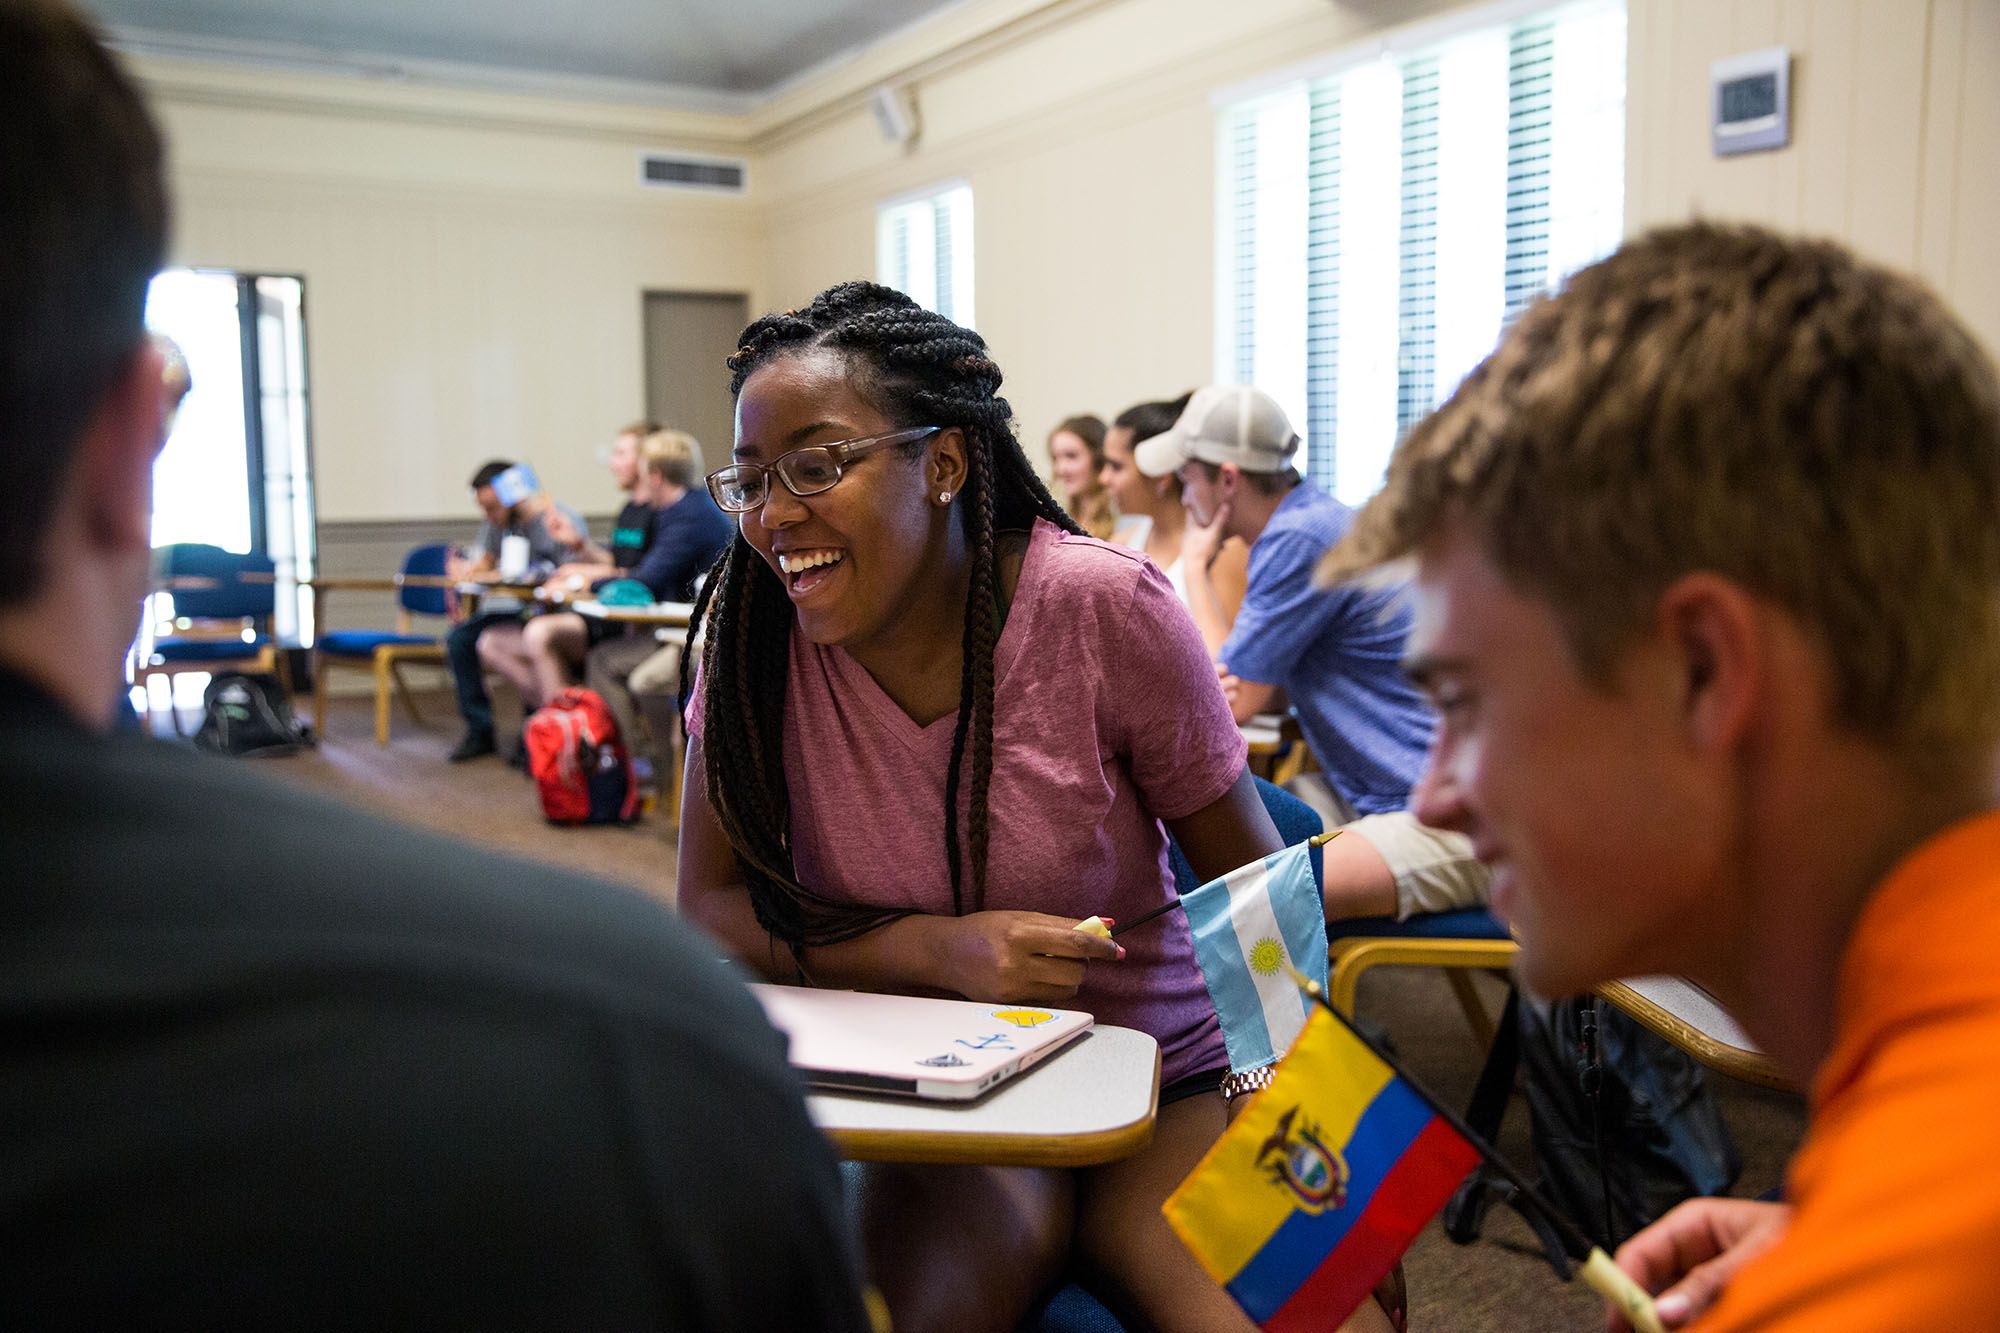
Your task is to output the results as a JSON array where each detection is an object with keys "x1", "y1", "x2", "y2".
[{"x1": 750, "y1": 984, "x2": 1094, "y2": 1102}]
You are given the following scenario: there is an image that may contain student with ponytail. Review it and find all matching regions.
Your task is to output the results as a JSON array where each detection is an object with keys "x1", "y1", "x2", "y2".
[{"x1": 677, "y1": 283, "x2": 1394, "y2": 1333}]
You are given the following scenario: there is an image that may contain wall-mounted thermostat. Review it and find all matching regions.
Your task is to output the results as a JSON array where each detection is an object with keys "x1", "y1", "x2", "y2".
[{"x1": 1712, "y1": 47, "x2": 1791, "y2": 156}]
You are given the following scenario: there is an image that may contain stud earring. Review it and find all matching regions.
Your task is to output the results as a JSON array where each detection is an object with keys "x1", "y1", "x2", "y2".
[{"x1": 938, "y1": 490, "x2": 952, "y2": 504}]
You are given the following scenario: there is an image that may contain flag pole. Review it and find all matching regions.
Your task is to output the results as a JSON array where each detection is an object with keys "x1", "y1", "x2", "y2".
[
  {"x1": 1084, "y1": 831, "x2": 1345, "y2": 940},
  {"x1": 1280, "y1": 962, "x2": 1667, "y2": 1333}
]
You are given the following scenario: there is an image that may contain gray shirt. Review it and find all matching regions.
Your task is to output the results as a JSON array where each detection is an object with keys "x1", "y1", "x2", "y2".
[{"x1": 473, "y1": 501, "x2": 586, "y2": 612}]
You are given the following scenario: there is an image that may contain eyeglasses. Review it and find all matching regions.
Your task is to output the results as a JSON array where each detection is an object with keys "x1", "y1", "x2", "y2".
[{"x1": 706, "y1": 426, "x2": 941, "y2": 514}]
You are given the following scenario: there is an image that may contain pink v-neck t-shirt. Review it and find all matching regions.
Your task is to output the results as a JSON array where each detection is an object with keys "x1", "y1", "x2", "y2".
[{"x1": 689, "y1": 518, "x2": 1245, "y2": 1084}]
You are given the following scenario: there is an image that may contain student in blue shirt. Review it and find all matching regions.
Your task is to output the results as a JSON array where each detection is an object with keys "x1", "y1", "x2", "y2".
[{"x1": 1138, "y1": 385, "x2": 1488, "y2": 920}]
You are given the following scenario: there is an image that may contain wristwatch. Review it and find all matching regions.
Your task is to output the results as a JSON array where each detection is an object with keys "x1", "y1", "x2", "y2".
[{"x1": 1220, "y1": 1064, "x2": 1278, "y2": 1102}]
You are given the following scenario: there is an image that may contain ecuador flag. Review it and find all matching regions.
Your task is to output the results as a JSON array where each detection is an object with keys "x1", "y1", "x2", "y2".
[{"x1": 1163, "y1": 1006, "x2": 1481, "y2": 1331}]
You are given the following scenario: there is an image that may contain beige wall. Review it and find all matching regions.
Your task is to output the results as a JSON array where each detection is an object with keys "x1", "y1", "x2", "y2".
[
  {"x1": 1628, "y1": 0, "x2": 2000, "y2": 357},
  {"x1": 141, "y1": 59, "x2": 766, "y2": 522},
  {"x1": 139, "y1": 0, "x2": 2000, "y2": 522},
  {"x1": 758, "y1": 0, "x2": 1470, "y2": 462},
  {"x1": 761, "y1": 0, "x2": 2000, "y2": 463}
]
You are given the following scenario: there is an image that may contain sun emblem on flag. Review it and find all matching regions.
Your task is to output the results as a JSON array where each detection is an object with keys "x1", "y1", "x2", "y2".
[
  {"x1": 1255, "y1": 1106, "x2": 1349, "y2": 1214},
  {"x1": 1248, "y1": 937, "x2": 1287, "y2": 976}
]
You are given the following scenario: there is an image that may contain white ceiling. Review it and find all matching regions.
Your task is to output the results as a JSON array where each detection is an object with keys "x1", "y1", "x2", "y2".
[{"x1": 91, "y1": 0, "x2": 966, "y2": 105}]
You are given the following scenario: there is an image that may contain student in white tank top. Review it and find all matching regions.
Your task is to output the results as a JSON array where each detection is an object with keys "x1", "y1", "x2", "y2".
[{"x1": 1099, "y1": 396, "x2": 1247, "y2": 653}]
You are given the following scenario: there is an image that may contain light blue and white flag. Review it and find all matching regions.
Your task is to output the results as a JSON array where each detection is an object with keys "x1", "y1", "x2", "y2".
[{"x1": 1182, "y1": 840, "x2": 1330, "y2": 1073}]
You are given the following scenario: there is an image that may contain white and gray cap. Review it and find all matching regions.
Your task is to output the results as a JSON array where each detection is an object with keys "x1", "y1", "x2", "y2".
[{"x1": 1132, "y1": 385, "x2": 1301, "y2": 477}]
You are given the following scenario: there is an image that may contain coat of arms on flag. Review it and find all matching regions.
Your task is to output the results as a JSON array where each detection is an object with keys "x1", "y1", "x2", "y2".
[{"x1": 1164, "y1": 835, "x2": 1668, "y2": 1332}]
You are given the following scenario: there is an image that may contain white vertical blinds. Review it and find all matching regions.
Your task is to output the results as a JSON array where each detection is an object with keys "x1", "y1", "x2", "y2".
[
  {"x1": 1219, "y1": 0, "x2": 1625, "y2": 505},
  {"x1": 876, "y1": 183, "x2": 976, "y2": 329}
]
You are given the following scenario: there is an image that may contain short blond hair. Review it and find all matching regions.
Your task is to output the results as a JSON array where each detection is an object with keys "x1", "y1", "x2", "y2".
[
  {"x1": 640, "y1": 428, "x2": 703, "y2": 489},
  {"x1": 1322, "y1": 222, "x2": 2000, "y2": 765}
]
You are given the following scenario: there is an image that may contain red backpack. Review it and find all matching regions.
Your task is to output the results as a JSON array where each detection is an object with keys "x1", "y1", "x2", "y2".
[{"x1": 524, "y1": 687, "x2": 640, "y2": 825}]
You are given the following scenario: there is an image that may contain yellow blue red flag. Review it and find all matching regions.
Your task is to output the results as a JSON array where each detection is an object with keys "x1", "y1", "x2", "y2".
[{"x1": 1163, "y1": 1006, "x2": 1481, "y2": 1330}]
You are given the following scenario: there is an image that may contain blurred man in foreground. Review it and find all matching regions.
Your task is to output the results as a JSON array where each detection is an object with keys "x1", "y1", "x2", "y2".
[{"x1": 0, "y1": 4, "x2": 869, "y2": 1327}]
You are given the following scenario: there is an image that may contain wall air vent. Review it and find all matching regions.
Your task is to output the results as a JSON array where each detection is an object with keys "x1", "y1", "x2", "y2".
[{"x1": 639, "y1": 152, "x2": 748, "y2": 194}]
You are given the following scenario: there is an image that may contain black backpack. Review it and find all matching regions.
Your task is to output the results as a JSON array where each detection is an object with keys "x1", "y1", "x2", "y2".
[
  {"x1": 1518, "y1": 994, "x2": 1742, "y2": 1248},
  {"x1": 192, "y1": 673, "x2": 309, "y2": 758},
  {"x1": 1445, "y1": 989, "x2": 1742, "y2": 1257}
]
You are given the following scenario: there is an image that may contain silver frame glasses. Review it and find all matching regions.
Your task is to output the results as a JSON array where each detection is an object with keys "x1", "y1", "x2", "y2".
[{"x1": 706, "y1": 426, "x2": 942, "y2": 514}]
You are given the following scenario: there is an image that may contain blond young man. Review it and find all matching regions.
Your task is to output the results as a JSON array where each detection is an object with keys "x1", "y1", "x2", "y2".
[
  {"x1": 577, "y1": 429, "x2": 731, "y2": 772},
  {"x1": 1323, "y1": 222, "x2": 2000, "y2": 1329}
]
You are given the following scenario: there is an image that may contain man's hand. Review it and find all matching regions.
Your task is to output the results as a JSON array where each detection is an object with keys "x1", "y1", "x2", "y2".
[
  {"x1": 1217, "y1": 662, "x2": 1246, "y2": 717},
  {"x1": 931, "y1": 910, "x2": 1123, "y2": 1004},
  {"x1": 1607, "y1": 1198, "x2": 1790, "y2": 1330},
  {"x1": 1215, "y1": 660, "x2": 1276, "y2": 725},
  {"x1": 544, "y1": 508, "x2": 583, "y2": 551},
  {"x1": 1182, "y1": 496, "x2": 1232, "y2": 574}
]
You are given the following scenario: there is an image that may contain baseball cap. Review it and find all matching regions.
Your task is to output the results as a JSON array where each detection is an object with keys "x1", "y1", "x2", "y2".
[{"x1": 1132, "y1": 385, "x2": 1301, "y2": 477}]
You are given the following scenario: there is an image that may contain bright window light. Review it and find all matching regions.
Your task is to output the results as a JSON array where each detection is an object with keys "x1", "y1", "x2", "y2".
[
  {"x1": 146, "y1": 270, "x2": 253, "y2": 552},
  {"x1": 877, "y1": 183, "x2": 975, "y2": 328},
  {"x1": 1218, "y1": 0, "x2": 1626, "y2": 506}
]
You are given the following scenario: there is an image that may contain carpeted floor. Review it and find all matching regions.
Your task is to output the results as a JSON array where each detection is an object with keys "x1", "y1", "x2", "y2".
[
  {"x1": 262, "y1": 688, "x2": 679, "y2": 905},
  {"x1": 200, "y1": 689, "x2": 1808, "y2": 1331}
]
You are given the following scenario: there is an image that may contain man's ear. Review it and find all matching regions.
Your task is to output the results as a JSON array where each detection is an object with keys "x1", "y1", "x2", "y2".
[
  {"x1": 1656, "y1": 573, "x2": 1762, "y2": 753},
  {"x1": 928, "y1": 426, "x2": 969, "y2": 499},
  {"x1": 1217, "y1": 462, "x2": 1243, "y2": 501},
  {"x1": 78, "y1": 341, "x2": 167, "y2": 555}
]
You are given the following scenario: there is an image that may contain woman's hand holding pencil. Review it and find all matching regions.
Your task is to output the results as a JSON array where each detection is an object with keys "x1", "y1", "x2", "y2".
[{"x1": 935, "y1": 910, "x2": 1122, "y2": 1004}]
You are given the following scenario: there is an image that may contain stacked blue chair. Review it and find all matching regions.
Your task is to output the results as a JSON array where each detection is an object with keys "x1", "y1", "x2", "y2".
[{"x1": 136, "y1": 543, "x2": 284, "y2": 732}]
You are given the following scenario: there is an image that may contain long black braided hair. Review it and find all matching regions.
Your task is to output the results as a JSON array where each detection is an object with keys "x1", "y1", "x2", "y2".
[{"x1": 680, "y1": 282, "x2": 1081, "y2": 951}]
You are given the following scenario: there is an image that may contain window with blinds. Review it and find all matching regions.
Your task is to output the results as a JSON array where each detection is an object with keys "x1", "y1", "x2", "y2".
[
  {"x1": 1218, "y1": 0, "x2": 1625, "y2": 504},
  {"x1": 877, "y1": 182, "x2": 976, "y2": 328}
]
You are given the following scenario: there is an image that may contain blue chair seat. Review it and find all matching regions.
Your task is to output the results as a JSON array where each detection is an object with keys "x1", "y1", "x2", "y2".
[
  {"x1": 150, "y1": 635, "x2": 271, "y2": 663},
  {"x1": 318, "y1": 629, "x2": 440, "y2": 657},
  {"x1": 1327, "y1": 906, "x2": 1507, "y2": 943}
]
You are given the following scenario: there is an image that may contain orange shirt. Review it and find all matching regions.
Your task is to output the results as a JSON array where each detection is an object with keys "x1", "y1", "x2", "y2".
[{"x1": 1701, "y1": 810, "x2": 2000, "y2": 1329}]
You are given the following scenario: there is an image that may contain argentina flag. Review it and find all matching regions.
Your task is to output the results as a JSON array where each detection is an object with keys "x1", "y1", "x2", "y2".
[{"x1": 1182, "y1": 841, "x2": 1331, "y2": 1073}]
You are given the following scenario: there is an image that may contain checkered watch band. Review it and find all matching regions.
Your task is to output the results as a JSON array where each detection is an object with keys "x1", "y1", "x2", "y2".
[{"x1": 1219, "y1": 1064, "x2": 1279, "y2": 1102}]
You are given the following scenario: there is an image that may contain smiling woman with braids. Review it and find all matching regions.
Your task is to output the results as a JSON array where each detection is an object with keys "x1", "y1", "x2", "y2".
[{"x1": 675, "y1": 283, "x2": 1396, "y2": 1333}]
